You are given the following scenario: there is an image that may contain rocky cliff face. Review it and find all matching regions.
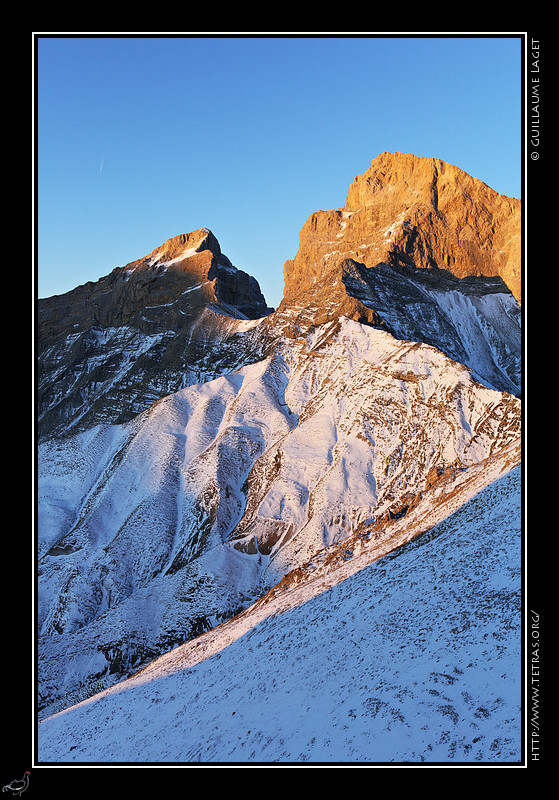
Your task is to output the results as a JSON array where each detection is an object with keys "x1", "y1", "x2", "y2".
[
  {"x1": 272, "y1": 151, "x2": 521, "y2": 397},
  {"x1": 281, "y1": 151, "x2": 521, "y2": 308},
  {"x1": 39, "y1": 228, "x2": 271, "y2": 343},
  {"x1": 37, "y1": 229, "x2": 273, "y2": 440}
]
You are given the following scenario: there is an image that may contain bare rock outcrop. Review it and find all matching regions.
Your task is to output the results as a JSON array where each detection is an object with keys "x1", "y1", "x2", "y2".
[
  {"x1": 281, "y1": 151, "x2": 521, "y2": 308},
  {"x1": 38, "y1": 228, "x2": 272, "y2": 346},
  {"x1": 37, "y1": 229, "x2": 273, "y2": 440}
]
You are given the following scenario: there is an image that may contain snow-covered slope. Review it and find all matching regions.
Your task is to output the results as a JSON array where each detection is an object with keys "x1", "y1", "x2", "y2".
[
  {"x1": 37, "y1": 463, "x2": 521, "y2": 764},
  {"x1": 37, "y1": 317, "x2": 521, "y2": 719},
  {"x1": 341, "y1": 259, "x2": 521, "y2": 396}
]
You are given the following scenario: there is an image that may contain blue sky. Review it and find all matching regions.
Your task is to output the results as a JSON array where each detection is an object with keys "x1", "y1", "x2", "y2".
[{"x1": 36, "y1": 35, "x2": 523, "y2": 308}]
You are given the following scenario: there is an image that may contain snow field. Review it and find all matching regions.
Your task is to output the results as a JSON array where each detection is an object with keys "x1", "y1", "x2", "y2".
[
  {"x1": 38, "y1": 466, "x2": 521, "y2": 764},
  {"x1": 37, "y1": 317, "x2": 521, "y2": 719}
]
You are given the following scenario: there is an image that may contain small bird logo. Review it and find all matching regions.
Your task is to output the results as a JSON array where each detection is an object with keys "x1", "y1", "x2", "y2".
[{"x1": 2, "y1": 773, "x2": 30, "y2": 797}]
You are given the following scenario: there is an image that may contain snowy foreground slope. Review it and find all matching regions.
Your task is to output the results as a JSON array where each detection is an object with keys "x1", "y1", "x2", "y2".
[
  {"x1": 38, "y1": 463, "x2": 522, "y2": 765},
  {"x1": 37, "y1": 318, "x2": 520, "y2": 719}
]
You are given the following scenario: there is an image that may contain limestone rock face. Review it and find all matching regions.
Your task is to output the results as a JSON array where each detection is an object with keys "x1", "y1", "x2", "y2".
[
  {"x1": 270, "y1": 153, "x2": 521, "y2": 397},
  {"x1": 37, "y1": 229, "x2": 273, "y2": 440},
  {"x1": 281, "y1": 151, "x2": 521, "y2": 307},
  {"x1": 39, "y1": 228, "x2": 271, "y2": 346}
]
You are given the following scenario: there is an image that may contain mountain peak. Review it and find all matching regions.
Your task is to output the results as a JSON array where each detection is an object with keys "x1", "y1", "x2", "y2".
[
  {"x1": 38, "y1": 228, "x2": 271, "y2": 345},
  {"x1": 37, "y1": 227, "x2": 273, "y2": 439},
  {"x1": 272, "y1": 153, "x2": 521, "y2": 397},
  {"x1": 347, "y1": 150, "x2": 518, "y2": 206},
  {"x1": 282, "y1": 152, "x2": 521, "y2": 307},
  {"x1": 143, "y1": 228, "x2": 223, "y2": 265}
]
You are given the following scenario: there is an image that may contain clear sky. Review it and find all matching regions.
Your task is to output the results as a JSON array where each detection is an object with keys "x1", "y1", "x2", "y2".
[{"x1": 36, "y1": 34, "x2": 523, "y2": 309}]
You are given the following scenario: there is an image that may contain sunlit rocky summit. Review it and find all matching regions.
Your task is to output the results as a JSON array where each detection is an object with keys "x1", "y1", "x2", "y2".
[
  {"x1": 282, "y1": 150, "x2": 520, "y2": 307},
  {"x1": 37, "y1": 152, "x2": 523, "y2": 763},
  {"x1": 38, "y1": 227, "x2": 272, "y2": 440}
]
